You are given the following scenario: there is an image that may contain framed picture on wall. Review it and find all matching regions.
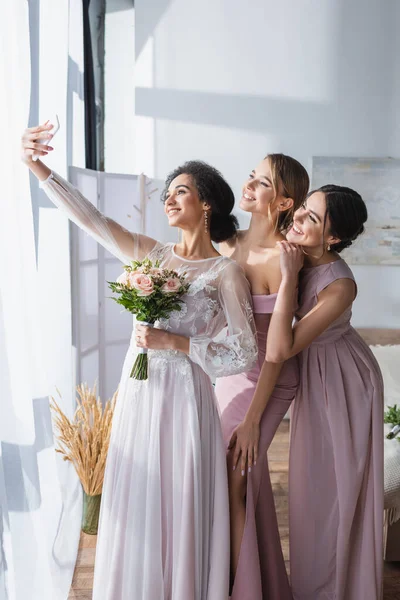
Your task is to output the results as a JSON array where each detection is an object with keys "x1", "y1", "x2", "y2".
[{"x1": 311, "y1": 157, "x2": 400, "y2": 265}]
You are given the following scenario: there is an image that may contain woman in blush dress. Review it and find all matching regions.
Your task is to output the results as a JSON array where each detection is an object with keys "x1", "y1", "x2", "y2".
[
  {"x1": 266, "y1": 185, "x2": 384, "y2": 600},
  {"x1": 21, "y1": 123, "x2": 259, "y2": 600},
  {"x1": 216, "y1": 154, "x2": 309, "y2": 599}
]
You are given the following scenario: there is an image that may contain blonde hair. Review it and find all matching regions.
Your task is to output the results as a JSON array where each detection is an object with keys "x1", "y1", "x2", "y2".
[{"x1": 266, "y1": 153, "x2": 309, "y2": 231}]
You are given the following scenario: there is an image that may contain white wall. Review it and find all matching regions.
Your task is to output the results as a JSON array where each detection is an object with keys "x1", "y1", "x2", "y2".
[
  {"x1": 134, "y1": 0, "x2": 400, "y2": 328},
  {"x1": 105, "y1": 0, "x2": 136, "y2": 173}
]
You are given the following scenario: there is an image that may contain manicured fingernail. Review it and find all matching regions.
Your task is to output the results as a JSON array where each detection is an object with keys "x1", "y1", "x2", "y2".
[
  {"x1": 232, "y1": 465, "x2": 236, "y2": 471},
  {"x1": 248, "y1": 467, "x2": 252, "y2": 473},
  {"x1": 254, "y1": 461, "x2": 257, "y2": 466},
  {"x1": 47, "y1": 147, "x2": 54, "y2": 151},
  {"x1": 241, "y1": 470, "x2": 245, "y2": 476}
]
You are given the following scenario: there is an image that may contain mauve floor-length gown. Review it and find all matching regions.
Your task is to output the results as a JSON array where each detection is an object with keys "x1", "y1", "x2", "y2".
[
  {"x1": 290, "y1": 259, "x2": 384, "y2": 600},
  {"x1": 216, "y1": 293, "x2": 299, "y2": 600}
]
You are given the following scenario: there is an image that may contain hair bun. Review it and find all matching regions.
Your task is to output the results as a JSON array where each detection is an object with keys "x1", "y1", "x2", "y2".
[
  {"x1": 210, "y1": 213, "x2": 238, "y2": 243},
  {"x1": 318, "y1": 184, "x2": 368, "y2": 254},
  {"x1": 353, "y1": 223, "x2": 365, "y2": 239},
  {"x1": 334, "y1": 222, "x2": 366, "y2": 252},
  {"x1": 334, "y1": 239, "x2": 353, "y2": 252}
]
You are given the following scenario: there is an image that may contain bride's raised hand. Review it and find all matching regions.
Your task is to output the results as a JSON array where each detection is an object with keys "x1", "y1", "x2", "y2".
[{"x1": 21, "y1": 121, "x2": 54, "y2": 164}]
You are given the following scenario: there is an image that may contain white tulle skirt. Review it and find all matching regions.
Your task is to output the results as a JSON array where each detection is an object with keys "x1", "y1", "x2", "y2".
[{"x1": 92, "y1": 337, "x2": 230, "y2": 600}]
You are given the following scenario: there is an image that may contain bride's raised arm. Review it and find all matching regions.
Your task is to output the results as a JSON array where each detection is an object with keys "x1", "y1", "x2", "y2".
[
  {"x1": 40, "y1": 170, "x2": 157, "y2": 263},
  {"x1": 21, "y1": 122, "x2": 158, "y2": 263}
]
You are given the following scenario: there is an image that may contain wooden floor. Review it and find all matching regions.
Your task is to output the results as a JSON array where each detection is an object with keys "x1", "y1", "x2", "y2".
[{"x1": 69, "y1": 421, "x2": 400, "y2": 599}]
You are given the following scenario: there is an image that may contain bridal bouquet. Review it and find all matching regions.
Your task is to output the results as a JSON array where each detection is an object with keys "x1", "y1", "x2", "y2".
[{"x1": 108, "y1": 258, "x2": 190, "y2": 380}]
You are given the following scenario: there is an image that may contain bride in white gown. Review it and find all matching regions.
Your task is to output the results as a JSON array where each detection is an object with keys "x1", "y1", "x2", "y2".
[{"x1": 21, "y1": 123, "x2": 258, "y2": 600}]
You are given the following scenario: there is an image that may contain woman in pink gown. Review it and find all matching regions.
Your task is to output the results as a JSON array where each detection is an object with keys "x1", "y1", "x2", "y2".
[
  {"x1": 216, "y1": 154, "x2": 309, "y2": 599},
  {"x1": 267, "y1": 185, "x2": 384, "y2": 600}
]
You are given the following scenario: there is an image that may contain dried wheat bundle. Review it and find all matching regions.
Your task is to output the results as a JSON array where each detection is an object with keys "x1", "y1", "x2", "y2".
[{"x1": 50, "y1": 383, "x2": 117, "y2": 496}]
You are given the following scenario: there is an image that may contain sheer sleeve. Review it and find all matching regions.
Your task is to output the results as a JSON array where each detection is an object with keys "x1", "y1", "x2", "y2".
[
  {"x1": 189, "y1": 262, "x2": 258, "y2": 378},
  {"x1": 39, "y1": 171, "x2": 157, "y2": 263}
]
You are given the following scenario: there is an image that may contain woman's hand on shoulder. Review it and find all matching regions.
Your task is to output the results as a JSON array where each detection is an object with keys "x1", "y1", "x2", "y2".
[{"x1": 276, "y1": 241, "x2": 304, "y2": 281}]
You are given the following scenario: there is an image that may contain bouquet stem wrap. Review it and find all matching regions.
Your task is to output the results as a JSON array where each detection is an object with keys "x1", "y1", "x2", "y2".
[{"x1": 131, "y1": 321, "x2": 154, "y2": 380}]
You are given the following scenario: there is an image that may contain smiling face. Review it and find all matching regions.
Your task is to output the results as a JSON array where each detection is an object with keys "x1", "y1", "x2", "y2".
[
  {"x1": 286, "y1": 191, "x2": 339, "y2": 249},
  {"x1": 239, "y1": 157, "x2": 294, "y2": 224},
  {"x1": 240, "y1": 158, "x2": 278, "y2": 214},
  {"x1": 163, "y1": 173, "x2": 208, "y2": 231}
]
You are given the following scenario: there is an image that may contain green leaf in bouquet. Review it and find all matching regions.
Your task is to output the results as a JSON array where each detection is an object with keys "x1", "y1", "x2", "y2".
[{"x1": 384, "y1": 404, "x2": 400, "y2": 426}]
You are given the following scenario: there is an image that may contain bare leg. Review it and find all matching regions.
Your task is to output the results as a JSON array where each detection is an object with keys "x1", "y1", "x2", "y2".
[{"x1": 227, "y1": 449, "x2": 247, "y2": 587}]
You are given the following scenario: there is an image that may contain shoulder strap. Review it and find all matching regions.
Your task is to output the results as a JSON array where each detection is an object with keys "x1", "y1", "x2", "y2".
[{"x1": 315, "y1": 259, "x2": 357, "y2": 296}]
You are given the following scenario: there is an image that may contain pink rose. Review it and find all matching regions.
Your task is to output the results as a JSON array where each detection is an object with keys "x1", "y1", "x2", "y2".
[
  {"x1": 126, "y1": 270, "x2": 140, "y2": 286},
  {"x1": 149, "y1": 267, "x2": 163, "y2": 277},
  {"x1": 131, "y1": 273, "x2": 154, "y2": 296},
  {"x1": 161, "y1": 277, "x2": 182, "y2": 294}
]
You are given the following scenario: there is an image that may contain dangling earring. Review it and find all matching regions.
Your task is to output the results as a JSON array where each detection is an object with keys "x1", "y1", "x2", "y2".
[
  {"x1": 327, "y1": 244, "x2": 331, "y2": 252},
  {"x1": 204, "y1": 211, "x2": 209, "y2": 234}
]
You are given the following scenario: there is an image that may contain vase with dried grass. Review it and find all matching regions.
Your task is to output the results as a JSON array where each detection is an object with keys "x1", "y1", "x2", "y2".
[{"x1": 50, "y1": 383, "x2": 116, "y2": 535}]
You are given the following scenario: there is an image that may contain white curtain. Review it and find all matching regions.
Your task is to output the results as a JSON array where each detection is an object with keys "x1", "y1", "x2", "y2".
[{"x1": 0, "y1": 2, "x2": 85, "y2": 599}]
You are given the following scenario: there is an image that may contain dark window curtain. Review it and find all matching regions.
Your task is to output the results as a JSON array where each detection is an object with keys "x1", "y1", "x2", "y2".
[{"x1": 82, "y1": 0, "x2": 97, "y2": 170}]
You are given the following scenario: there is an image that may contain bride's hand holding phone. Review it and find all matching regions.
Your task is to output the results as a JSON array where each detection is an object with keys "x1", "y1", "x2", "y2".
[
  {"x1": 21, "y1": 116, "x2": 59, "y2": 180},
  {"x1": 21, "y1": 116, "x2": 59, "y2": 164}
]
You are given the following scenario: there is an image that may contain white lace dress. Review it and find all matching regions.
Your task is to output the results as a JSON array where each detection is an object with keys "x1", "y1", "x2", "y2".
[{"x1": 40, "y1": 172, "x2": 258, "y2": 600}]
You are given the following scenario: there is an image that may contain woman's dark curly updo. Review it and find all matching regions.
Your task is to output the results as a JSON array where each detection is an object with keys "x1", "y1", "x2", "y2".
[
  {"x1": 315, "y1": 184, "x2": 368, "y2": 253},
  {"x1": 162, "y1": 160, "x2": 238, "y2": 243}
]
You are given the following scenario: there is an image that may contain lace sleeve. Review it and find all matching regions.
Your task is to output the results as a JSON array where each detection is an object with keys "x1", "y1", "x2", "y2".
[
  {"x1": 39, "y1": 171, "x2": 157, "y2": 263},
  {"x1": 189, "y1": 262, "x2": 258, "y2": 378}
]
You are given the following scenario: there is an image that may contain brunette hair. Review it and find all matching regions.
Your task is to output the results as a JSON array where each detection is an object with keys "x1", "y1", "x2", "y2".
[
  {"x1": 314, "y1": 184, "x2": 367, "y2": 252},
  {"x1": 162, "y1": 160, "x2": 238, "y2": 242},
  {"x1": 266, "y1": 153, "x2": 310, "y2": 231}
]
